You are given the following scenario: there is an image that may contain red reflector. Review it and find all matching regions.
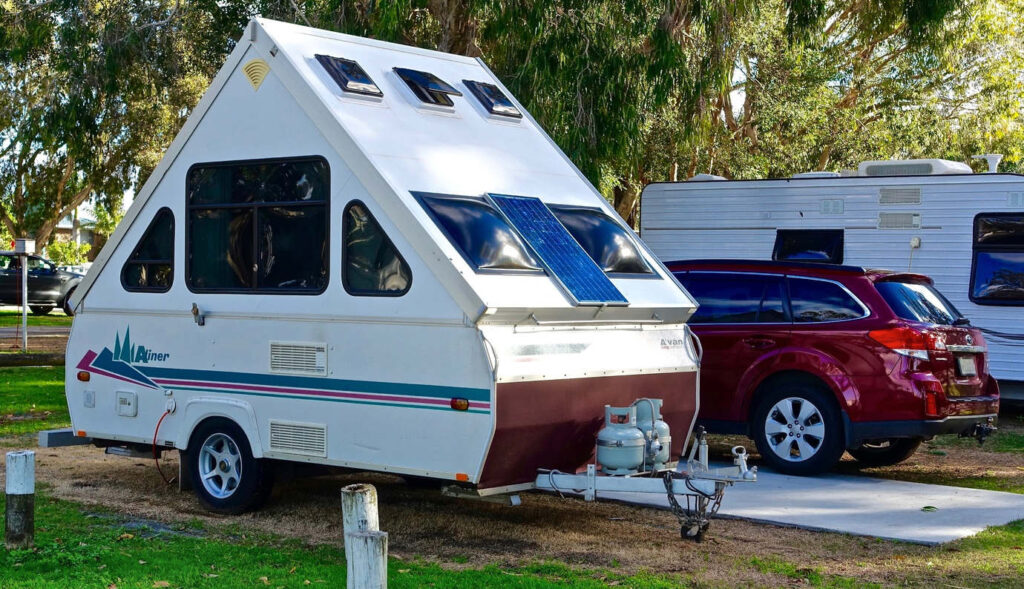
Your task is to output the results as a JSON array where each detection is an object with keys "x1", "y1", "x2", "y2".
[
  {"x1": 925, "y1": 391, "x2": 939, "y2": 417},
  {"x1": 77, "y1": 371, "x2": 90, "y2": 382},
  {"x1": 450, "y1": 398, "x2": 470, "y2": 411},
  {"x1": 75, "y1": 430, "x2": 87, "y2": 437}
]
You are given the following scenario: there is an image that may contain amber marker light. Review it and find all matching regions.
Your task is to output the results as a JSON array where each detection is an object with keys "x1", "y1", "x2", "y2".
[
  {"x1": 77, "y1": 371, "x2": 90, "y2": 382},
  {"x1": 450, "y1": 397, "x2": 470, "y2": 411},
  {"x1": 455, "y1": 473, "x2": 470, "y2": 482},
  {"x1": 75, "y1": 430, "x2": 87, "y2": 437}
]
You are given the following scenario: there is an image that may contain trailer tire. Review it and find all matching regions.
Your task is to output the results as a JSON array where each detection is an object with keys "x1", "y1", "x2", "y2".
[
  {"x1": 185, "y1": 418, "x2": 273, "y2": 514},
  {"x1": 751, "y1": 378, "x2": 845, "y2": 476}
]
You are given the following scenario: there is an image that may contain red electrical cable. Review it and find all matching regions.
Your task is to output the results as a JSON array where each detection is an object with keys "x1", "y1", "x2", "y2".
[{"x1": 153, "y1": 410, "x2": 176, "y2": 485}]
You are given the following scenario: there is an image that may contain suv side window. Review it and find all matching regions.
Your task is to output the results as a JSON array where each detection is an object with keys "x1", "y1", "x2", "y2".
[
  {"x1": 679, "y1": 273, "x2": 788, "y2": 324},
  {"x1": 788, "y1": 277, "x2": 865, "y2": 322}
]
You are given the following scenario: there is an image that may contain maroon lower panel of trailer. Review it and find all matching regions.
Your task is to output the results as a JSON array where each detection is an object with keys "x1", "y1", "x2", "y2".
[{"x1": 477, "y1": 371, "x2": 698, "y2": 489}]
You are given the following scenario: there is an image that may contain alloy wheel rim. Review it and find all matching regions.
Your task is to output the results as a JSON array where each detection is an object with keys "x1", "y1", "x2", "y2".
[
  {"x1": 198, "y1": 432, "x2": 243, "y2": 499},
  {"x1": 764, "y1": 397, "x2": 826, "y2": 462}
]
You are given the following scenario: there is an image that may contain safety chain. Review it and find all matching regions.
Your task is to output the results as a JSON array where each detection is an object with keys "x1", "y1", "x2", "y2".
[{"x1": 662, "y1": 472, "x2": 726, "y2": 540}]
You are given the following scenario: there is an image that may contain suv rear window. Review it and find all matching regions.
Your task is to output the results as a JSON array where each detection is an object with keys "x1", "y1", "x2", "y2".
[
  {"x1": 875, "y1": 281, "x2": 963, "y2": 326},
  {"x1": 788, "y1": 278, "x2": 866, "y2": 322}
]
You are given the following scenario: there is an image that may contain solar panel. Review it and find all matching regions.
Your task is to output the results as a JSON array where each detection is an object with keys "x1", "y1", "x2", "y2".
[{"x1": 489, "y1": 194, "x2": 628, "y2": 306}]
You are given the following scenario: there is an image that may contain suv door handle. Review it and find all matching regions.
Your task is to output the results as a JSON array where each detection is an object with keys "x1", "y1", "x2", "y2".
[{"x1": 743, "y1": 336, "x2": 775, "y2": 349}]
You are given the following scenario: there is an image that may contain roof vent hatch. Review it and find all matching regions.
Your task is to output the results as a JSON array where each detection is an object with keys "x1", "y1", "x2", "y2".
[{"x1": 394, "y1": 67, "x2": 462, "y2": 107}]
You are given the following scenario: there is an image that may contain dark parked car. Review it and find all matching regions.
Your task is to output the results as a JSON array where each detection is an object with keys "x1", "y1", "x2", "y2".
[
  {"x1": 667, "y1": 259, "x2": 999, "y2": 475},
  {"x1": 0, "y1": 253, "x2": 83, "y2": 316}
]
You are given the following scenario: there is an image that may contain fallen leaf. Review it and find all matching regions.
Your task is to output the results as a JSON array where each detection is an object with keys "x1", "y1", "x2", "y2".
[
  {"x1": 153, "y1": 582, "x2": 171, "y2": 588},
  {"x1": 258, "y1": 577, "x2": 270, "y2": 585},
  {"x1": 398, "y1": 569, "x2": 410, "y2": 574},
  {"x1": 98, "y1": 565, "x2": 107, "y2": 570},
  {"x1": 139, "y1": 560, "x2": 147, "y2": 565},
  {"x1": 303, "y1": 582, "x2": 311, "y2": 586},
  {"x1": 107, "y1": 585, "x2": 117, "y2": 589},
  {"x1": 203, "y1": 574, "x2": 219, "y2": 578},
  {"x1": 117, "y1": 533, "x2": 134, "y2": 541},
  {"x1": 289, "y1": 567, "x2": 297, "y2": 574},
  {"x1": 921, "y1": 506, "x2": 938, "y2": 512}
]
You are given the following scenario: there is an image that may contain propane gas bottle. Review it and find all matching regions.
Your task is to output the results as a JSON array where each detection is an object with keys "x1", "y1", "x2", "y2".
[
  {"x1": 633, "y1": 398, "x2": 672, "y2": 470},
  {"x1": 596, "y1": 405, "x2": 646, "y2": 475}
]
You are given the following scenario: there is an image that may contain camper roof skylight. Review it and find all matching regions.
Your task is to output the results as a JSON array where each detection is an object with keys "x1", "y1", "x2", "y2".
[
  {"x1": 463, "y1": 80, "x2": 522, "y2": 118},
  {"x1": 315, "y1": 54, "x2": 382, "y2": 97},
  {"x1": 550, "y1": 206, "x2": 652, "y2": 275},
  {"x1": 394, "y1": 68, "x2": 462, "y2": 107}
]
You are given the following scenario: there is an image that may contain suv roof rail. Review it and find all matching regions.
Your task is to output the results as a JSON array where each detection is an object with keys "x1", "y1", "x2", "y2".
[{"x1": 665, "y1": 258, "x2": 867, "y2": 274}]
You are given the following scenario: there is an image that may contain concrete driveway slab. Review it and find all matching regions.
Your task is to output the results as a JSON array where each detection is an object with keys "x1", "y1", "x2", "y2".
[{"x1": 598, "y1": 468, "x2": 1024, "y2": 545}]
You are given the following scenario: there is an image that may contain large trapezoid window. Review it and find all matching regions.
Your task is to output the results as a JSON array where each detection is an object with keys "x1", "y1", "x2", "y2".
[
  {"x1": 343, "y1": 201, "x2": 411, "y2": 296},
  {"x1": 121, "y1": 207, "x2": 174, "y2": 292},
  {"x1": 186, "y1": 156, "x2": 329, "y2": 294}
]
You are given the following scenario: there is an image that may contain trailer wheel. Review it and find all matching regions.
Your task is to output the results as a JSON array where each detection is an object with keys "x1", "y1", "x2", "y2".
[
  {"x1": 185, "y1": 418, "x2": 272, "y2": 514},
  {"x1": 751, "y1": 379, "x2": 845, "y2": 476}
]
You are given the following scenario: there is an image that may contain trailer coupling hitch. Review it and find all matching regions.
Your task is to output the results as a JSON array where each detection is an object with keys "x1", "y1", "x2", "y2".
[{"x1": 960, "y1": 416, "x2": 997, "y2": 445}]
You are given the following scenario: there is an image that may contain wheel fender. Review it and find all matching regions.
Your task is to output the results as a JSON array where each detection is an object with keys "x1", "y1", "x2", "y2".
[
  {"x1": 174, "y1": 397, "x2": 263, "y2": 458},
  {"x1": 739, "y1": 348, "x2": 861, "y2": 420}
]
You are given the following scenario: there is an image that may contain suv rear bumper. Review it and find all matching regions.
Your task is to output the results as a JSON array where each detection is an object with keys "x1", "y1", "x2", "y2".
[{"x1": 845, "y1": 413, "x2": 998, "y2": 446}]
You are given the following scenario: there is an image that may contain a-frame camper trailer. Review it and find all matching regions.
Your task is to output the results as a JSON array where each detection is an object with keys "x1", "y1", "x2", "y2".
[{"x1": 59, "y1": 19, "x2": 752, "y2": 536}]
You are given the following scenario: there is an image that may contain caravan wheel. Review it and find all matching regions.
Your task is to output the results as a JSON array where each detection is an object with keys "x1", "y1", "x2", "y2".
[{"x1": 186, "y1": 418, "x2": 273, "y2": 514}]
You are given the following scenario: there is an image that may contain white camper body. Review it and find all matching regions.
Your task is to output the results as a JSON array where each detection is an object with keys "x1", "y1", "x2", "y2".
[
  {"x1": 65, "y1": 20, "x2": 722, "y2": 512},
  {"x1": 640, "y1": 162, "x2": 1024, "y2": 399}
]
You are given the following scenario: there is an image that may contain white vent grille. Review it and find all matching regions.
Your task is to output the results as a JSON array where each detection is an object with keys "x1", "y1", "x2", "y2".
[
  {"x1": 819, "y1": 199, "x2": 844, "y2": 214},
  {"x1": 269, "y1": 420, "x2": 327, "y2": 457},
  {"x1": 270, "y1": 341, "x2": 327, "y2": 376},
  {"x1": 878, "y1": 212, "x2": 921, "y2": 229},
  {"x1": 864, "y1": 163, "x2": 932, "y2": 176},
  {"x1": 879, "y1": 187, "x2": 921, "y2": 205}
]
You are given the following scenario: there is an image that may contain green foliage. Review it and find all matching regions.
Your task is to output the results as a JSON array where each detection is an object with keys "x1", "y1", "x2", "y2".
[{"x1": 45, "y1": 240, "x2": 91, "y2": 266}]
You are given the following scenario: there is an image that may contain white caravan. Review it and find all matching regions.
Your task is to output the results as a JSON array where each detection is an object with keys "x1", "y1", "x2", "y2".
[
  {"x1": 63, "y1": 19, "x2": 751, "y2": 532},
  {"x1": 640, "y1": 158, "x2": 1024, "y2": 400}
]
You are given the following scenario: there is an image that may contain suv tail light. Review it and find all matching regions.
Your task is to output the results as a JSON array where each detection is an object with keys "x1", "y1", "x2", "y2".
[{"x1": 868, "y1": 326, "x2": 944, "y2": 360}]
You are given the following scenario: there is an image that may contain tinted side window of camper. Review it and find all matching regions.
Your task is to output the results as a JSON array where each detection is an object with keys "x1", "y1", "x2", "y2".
[
  {"x1": 773, "y1": 230, "x2": 844, "y2": 264},
  {"x1": 343, "y1": 202, "x2": 411, "y2": 296},
  {"x1": 186, "y1": 157, "x2": 329, "y2": 293},
  {"x1": 121, "y1": 208, "x2": 174, "y2": 292},
  {"x1": 678, "y1": 273, "x2": 788, "y2": 324},
  {"x1": 971, "y1": 214, "x2": 1024, "y2": 305},
  {"x1": 788, "y1": 278, "x2": 866, "y2": 322},
  {"x1": 550, "y1": 206, "x2": 653, "y2": 275},
  {"x1": 416, "y1": 193, "x2": 542, "y2": 272}
]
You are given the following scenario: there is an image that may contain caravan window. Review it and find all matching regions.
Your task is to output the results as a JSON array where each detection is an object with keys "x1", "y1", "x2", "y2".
[
  {"x1": 971, "y1": 213, "x2": 1024, "y2": 304},
  {"x1": 415, "y1": 193, "x2": 543, "y2": 273},
  {"x1": 550, "y1": 206, "x2": 653, "y2": 275},
  {"x1": 343, "y1": 201, "x2": 411, "y2": 296},
  {"x1": 773, "y1": 230, "x2": 844, "y2": 264},
  {"x1": 122, "y1": 208, "x2": 174, "y2": 292},
  {"x1": 186, "y1": 157, "x2": 329, "y2": 293}
]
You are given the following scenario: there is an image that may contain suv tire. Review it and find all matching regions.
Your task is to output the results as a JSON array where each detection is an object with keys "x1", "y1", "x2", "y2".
[
  {"x1": 752, "y1": 379, "x2": 845, "y2": 476},
  {"x1": 184, "y1": 418, "x2": 273, "y2": 514},
  {"x1": 29, "y1": 306, "x2": 52, "y2": 316},
  {"x1": 61, "y1": 287, "x2": 76, "y2": 316},
  {"x1": 849, "y1": 438, "x2": 922, "y2": 467}
]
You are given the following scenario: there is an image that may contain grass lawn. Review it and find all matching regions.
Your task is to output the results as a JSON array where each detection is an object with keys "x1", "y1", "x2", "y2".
[
  {"x1": 0, "y1": 366, "x2": 68, "y2": 437},
  {"x1": 0, "y1": 308, "x2": 73, "y2": 328},
  {"x1": 0, "y1": 492, "x2": 695, "y2": 589}
]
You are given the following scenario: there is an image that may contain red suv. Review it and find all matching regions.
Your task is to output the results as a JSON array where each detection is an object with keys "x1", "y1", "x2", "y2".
[{"x1": 667, "y1": 260, "x2": 999, "y2": 475}]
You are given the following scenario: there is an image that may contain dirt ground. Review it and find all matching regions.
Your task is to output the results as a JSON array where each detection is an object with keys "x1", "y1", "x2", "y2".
[
  {"x1": 1, "y1": 436, "x2": 1020, "y2": 587},
  {"x1": 0, "y1": 335, "x2": 67, "y2": 354}
]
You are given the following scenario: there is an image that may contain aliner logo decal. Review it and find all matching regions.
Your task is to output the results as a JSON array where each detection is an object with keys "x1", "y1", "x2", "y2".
[
  {"x1": 113, "y1": 327, "x2": 170, "y2": 364},
  {"x1": 76, "y1": 326, "x2": 161, "y2": 389}
]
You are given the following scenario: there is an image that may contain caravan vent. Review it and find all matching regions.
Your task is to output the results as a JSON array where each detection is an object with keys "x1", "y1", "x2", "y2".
[
  {"x1": 878, "y1": 212, "x2": 921, "y2": 229},
  {"x1": 269, "y1": 421, "x2": 327, "y2": 457},
  {"x1": 859, "y1": 159, "x2": 972, "y2": 177},
  {"x1": 879, "y1": 187, "x2": 921, "y2": 205},
  {"x1": 242, "y1": 59, "x2": 270, "y2": 91},
  {"x1": 270, "y1": 341, "x2": 327, "y2": 376}
]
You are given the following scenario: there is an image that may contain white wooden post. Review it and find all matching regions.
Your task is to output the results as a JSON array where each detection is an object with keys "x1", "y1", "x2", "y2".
[
  {"x1": 5, "y1": 450, "x2": 35, "y2": 549},
  {"x1": 341, "y1": 484, "x2": 387, "y2": 589}
]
